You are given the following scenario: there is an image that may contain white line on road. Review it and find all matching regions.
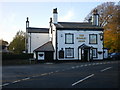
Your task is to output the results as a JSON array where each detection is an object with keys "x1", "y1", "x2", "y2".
[
  {"x1": 22, "y1": 77, "x2": 30, "y2": 81},
  {"x1": 72, "y1": 74, "x2": 94, "y2": 86},
  {"x1": 80, "y1": 65, "x2": 83, "y2": 67},
  {"x1": 71, "y1": 67, "x2": 75, "y2": 69},
  {"x1": 2, "y1": 83, "x2": 10, "y2": 87},
  {"x1": 12, "y1": 80, "x2": 21, "y2": 83},
  {"x1": 41, "y1": 73, "x2": 48, "y2": 76},
  {"x1": 55, "y1": 70, "x2": 59, "y2": 72},
  {"x1": 100, "y1": 67, "x2": 112, "y2": 72}
]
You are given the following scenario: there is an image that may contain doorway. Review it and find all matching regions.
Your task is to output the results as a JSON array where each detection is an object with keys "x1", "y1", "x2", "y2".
[
  {"x1": 81, "y1": 49, "x2": 89, "y2": 61},
  {"x1": 45, "y1": 51, "x2": 54, "y2": 62}
]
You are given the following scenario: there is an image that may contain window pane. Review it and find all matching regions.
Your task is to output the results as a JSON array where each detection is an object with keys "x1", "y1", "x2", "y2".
[
  {"x1": 93, "y1": 48, "x2": 97, "y2": 57},
  {"x1": 65, "y1": 48, "x2": 74, "y2": 58},
  {"x1": 65, "y1": 34, "x2": 74, "y2": 44},
  {"x1": 90, "y1": 34, "x2": 97, "y2": 44}
]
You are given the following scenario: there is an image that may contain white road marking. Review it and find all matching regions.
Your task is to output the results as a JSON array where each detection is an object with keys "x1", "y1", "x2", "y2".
[
  {"x1": 84, "y1": 64, "x2": 87, "y2": 66},
  {"x1": 72, "y1": 74, "x2": 94, "y2": 86},
  {"x1": 2, "y1": 83, "x2": 10, "y2": 87},
  {"x1": 100, "y1": 67, "x2": 112, "y2": 72},
  {"x1": 22, "y1": 77, "x2": 30, "y2": 81},
  {"x1": 12, "y1": 80, "x2": 21, "y2": 83},
  {"x1": 80, "y1": 65, "x2": 83, "y2": 67},
  {"x1": 88, "y1": 64, "x2": 91, "y2": 66},
  {"x1": 72, "y1": 67, "x2": 75, "y2": 69},
  {"x1": 41, "y1": 73, "x2": 48, "y2": 76},
  {"x1": 55, "y1": 70, "x2": 59, "y2": 72}
]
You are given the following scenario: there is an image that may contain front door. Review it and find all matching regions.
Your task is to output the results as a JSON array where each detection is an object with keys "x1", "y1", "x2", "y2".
[
  {"x1": 81, "y1": 49, "x2": 89, "y2": 61},
  {"x1": 45, "y1": 52, "x2": 53, "y2": 62},
  {"x1": 84, "y1": 49, "x2": 88, "y2": 61}
]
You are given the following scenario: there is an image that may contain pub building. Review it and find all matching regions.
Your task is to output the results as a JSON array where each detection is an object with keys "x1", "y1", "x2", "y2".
[{"x1": 26, "y1": 8, "x2": 108, "y2": 61}]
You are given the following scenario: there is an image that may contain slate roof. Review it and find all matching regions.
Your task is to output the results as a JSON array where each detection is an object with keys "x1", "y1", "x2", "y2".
[
  {"x1": 34, "y1": 41, "x2": 54, "y2": 52},
  {"x1": 55, "y1": 22, "x2": 103, "y2": 30},
  {"x1": 27, "y1": 27, "x2": 49, "y2": 33}
]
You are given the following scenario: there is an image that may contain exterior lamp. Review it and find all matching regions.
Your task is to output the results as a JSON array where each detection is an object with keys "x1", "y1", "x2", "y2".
[{"x1": 99, "y1": 33, "x2": 103, "y2": 40}]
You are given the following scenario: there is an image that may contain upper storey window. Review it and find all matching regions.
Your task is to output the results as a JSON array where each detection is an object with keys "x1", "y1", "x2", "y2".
[
  {"x1": 65, "y1": 33, "x2": 74, "y2": 44},
  {"x1": 89, "y1": 34, "x2": 97, "y2": 44}
]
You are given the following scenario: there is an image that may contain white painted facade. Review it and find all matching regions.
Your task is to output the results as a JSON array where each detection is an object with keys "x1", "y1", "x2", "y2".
[
  {"x1": 56, "y1": 30, "x2": 103, "y2": 60},
  {"x1": 26, "y1": 8, "x2": 108, "y2": 61},
  {"x1": 28, "y1": 33, "x2": 49, "y2": 53}
]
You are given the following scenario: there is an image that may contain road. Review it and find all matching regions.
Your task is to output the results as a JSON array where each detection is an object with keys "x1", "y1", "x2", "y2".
[{"x1": 2, "y1": 60, "x2": 120, "y2": 89}]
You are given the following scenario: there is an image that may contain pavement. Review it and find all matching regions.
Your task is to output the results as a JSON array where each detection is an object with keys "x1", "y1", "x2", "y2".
[{"x1": 2, "y1": 60, "x2": 120, "y2": 89}]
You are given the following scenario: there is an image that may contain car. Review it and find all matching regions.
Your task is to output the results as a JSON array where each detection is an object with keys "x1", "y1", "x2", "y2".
[{"x1": 109, "y1": 53, "x2": 120, "y2": 60}]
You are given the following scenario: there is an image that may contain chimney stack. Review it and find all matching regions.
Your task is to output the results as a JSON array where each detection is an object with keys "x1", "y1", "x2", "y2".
[
  {"x1": 53, "y1": 8, "x2": 58, "y2": 24},
  {"x1": 92, "y1": 9, "x2": 99, "y2": 26},
  {"x1": 26, "y1": 17, "x2": 29, "y2": 28}
]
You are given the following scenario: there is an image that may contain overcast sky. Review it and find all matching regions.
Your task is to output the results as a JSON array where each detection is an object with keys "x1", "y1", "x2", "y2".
[{"x1": 0, "y1": 0, "x2": 119, "y2": 43}]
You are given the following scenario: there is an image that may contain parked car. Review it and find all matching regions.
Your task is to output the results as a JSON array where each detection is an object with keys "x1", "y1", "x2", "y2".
[{"x1": 109, "y1": 53, "x2": 120, "y2": 60}]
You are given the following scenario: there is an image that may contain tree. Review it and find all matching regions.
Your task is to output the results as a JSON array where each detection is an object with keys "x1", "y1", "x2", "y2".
[
  {"x1": 84, "y1": 2, "x2": 120, "y2": 53},
  {"x1": 9, "y1": 30, "x2": 25, "y2": 54},
  {"x1": 0, "y1": 39, "x2": 8, "y2": 49}
]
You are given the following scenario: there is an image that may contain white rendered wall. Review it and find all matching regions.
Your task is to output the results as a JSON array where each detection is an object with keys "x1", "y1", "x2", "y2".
[
  {"x1": 104, "y1": 49, "x2": 108, "y2": 59},
  {"x1": 28, "y1": 33, "x2": 49, "y2": 53},
  {"x1": 52, "y1": 24, "x2": 57, "y2": 60},
  {"x1": 57, "y1": 30, "x2": 103, "y2": 60}
]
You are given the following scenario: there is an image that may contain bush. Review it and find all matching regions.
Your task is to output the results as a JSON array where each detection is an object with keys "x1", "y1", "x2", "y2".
[{"x1": 2, "y1": 53, "x2": 33, "y2": 60}]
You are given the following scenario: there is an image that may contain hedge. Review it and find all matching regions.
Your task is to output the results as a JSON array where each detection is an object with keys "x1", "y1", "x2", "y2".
[{"x1": 2, "y1": 53, "x2": 33, "y2": 60}]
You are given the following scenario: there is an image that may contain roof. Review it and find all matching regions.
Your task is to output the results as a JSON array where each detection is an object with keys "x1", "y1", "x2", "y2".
[
  {"x1": 55, "y1": 22, "x2": 103, "y2": 30},
  {"x1": 34, "y1": 41, "x2": 54, "y2": 52},
  {"x1": 78, "y1": 44, "x2": 93, "y2": 49},
  {"x1": 27, "y1": 27, "x2": 49, "y2": 33}
]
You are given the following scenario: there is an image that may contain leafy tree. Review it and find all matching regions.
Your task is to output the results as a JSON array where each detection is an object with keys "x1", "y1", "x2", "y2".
[
  {"x1": 84, "y1": 2, "x2": 120, "y2": 53},
  {"x1": 0, "y1": 39, "x2": 8, "y2": 50},
  {"x1": 9, "y1": 30, "x2": 25, "y2": 54},
  {"x1": 0, "y1": 39, "x2": 8, "y2": 46}
]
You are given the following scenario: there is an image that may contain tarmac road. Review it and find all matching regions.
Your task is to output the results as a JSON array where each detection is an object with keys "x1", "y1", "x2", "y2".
[{"x1": 2, "y1": 60, "x2": 120, "y2": 89}]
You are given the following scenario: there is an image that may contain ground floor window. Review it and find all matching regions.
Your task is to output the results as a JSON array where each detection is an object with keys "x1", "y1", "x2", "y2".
[
  {"x1": 65, "y1": 48, "x2": 74, "y2": 58},
  {"x1": 93, "y1": 48, "x2": 97, "y2": 58}
]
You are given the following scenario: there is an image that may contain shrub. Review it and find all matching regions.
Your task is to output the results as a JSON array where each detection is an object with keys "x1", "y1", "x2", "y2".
[{"x1": 2, "y1": 53, "x2": 33, "y2": 60}]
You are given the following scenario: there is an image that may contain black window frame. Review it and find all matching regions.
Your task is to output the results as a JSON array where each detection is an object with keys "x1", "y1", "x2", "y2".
[
  {"x1": 65, "y1": 33, "x2": 74, "y2": 44},
  {"x1": 92, "y1": 48, "x2": 98, "y2": 58},
  {"x1": 65, "y1": 48, "x2": 74, "y2": 58},
  {"x1": 89, "y1": 34, "x2": 97, "y2": 44}
]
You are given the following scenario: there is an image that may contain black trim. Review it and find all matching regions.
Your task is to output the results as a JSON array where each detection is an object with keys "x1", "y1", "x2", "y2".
[
  {"x1": 65, "y1": 33, "x2": 74, "y2": 44},
  {"x1": 89, "y1": 34, "x2": 98, "y2": 44},
  {"x1": 92, "y1": 48, "x2": 98, "y2": 58},
  {"x1": 65, "y1": 48, "x2": 74, "y2": 58}
]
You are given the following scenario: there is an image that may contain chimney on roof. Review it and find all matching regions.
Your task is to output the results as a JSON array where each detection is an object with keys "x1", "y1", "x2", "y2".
[
  {"x1": 53, "y1": 8, "x2": 58, "y2": 24},
  {"x1": 88, "y1": 16, "x2": 92, "y2": 23},
  {"x1": 26, "y1": 17, "x2": 29, "y2": 28},
  {"x1": 92, "y1": 9, "x2": 99, "y2": 26}
]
